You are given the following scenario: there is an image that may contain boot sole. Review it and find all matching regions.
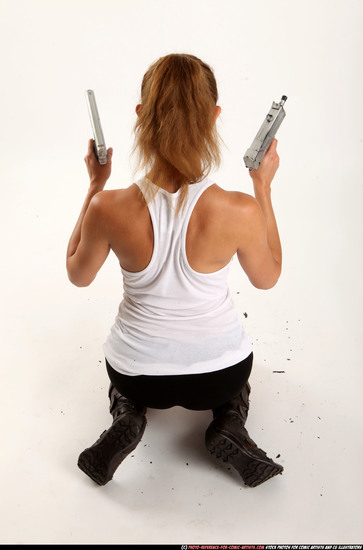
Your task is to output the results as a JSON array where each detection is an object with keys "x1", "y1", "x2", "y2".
[
  {"x1": 205, "y1": 424, "x2": 283, "y2": 488},
  {"x1": 78, "y1": 415, "x2": 147, "y2": 486}
]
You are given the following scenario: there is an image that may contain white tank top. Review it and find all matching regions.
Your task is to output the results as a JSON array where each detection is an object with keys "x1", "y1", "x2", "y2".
[{"x1": 103, "y1": 177, "x2": 252, "y2": 376}]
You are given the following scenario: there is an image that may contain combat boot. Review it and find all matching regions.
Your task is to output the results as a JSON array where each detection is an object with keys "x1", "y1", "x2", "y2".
[
  {"x1": 78, "y1": 384, "x2": 147, "y2": 486},
  {"x1": 205, "y1": 382, "x2": 283, "y2": 487}
]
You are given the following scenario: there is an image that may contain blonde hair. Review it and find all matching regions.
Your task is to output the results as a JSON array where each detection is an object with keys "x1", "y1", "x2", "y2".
[{"x1": 133, "y1": 53, "x2": 221, "y2": 213}]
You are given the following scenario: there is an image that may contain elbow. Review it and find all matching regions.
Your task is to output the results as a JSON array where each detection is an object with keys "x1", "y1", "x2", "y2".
[
  {"x1": 253, "y1": 278, "x2": 279, "y2": 290},
  {"x1": 67, "y1": 272, "x2": 92, "y2": 287},
  {"x1": 70, "y1": 278, "x2": 92, "y2": 288},
  {"x1": 250, "y1": 264, "x2": 282, "y2": 290},
  {"x1": 66, "y1": 263, "x2": 94, "y2": 288}
]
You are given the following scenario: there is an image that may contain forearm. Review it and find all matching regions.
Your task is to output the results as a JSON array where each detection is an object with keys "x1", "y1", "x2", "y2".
[
  {"x1": 67, "y1": 140, "x2": 113, "y2": 261},
  {"x1": 66, "y1": 187, "x2": 100, "y2": 259},
  {"x1": 248, "y1": 138, "x2": 282, "y2": 268},
  {"x1": 253, "y1": 184, "x2": 282, "y2": 267}
]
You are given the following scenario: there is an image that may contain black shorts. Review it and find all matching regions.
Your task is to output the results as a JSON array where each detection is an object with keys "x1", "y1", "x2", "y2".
[{"x1": 106, "y1": 353, "x2": 253, "y2": 411}]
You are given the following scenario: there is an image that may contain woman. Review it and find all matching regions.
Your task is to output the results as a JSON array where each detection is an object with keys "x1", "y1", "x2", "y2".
[{"x1": 66, "y1": 53, "x2": 283, "y2": 488}]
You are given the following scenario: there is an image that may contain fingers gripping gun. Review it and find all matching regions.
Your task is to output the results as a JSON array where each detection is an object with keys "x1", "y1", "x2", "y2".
[{"x1": 243, "y1": 95, "x2": 287, "y2": 170}]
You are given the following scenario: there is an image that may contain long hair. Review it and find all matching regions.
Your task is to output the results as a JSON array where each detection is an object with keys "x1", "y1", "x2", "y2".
[{"x1": 133, "y1": 53, "x2": 221, "y2": 213}]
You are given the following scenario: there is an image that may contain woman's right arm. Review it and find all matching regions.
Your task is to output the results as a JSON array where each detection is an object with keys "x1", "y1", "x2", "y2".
[{"x1": 236, "y1": 138, "x2": 282, "y2": 290}]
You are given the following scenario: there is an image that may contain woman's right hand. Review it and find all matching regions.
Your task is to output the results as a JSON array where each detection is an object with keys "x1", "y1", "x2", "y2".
[
  {"x1": 249, "y1": 138, "x2": 280, "y2": 189},
  {"x1": 84, "y1": 139, "x2": 113, "y2": 192}
]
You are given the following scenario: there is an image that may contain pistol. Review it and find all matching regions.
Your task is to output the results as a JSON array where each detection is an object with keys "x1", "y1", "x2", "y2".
[
  {"x1": 243, "y1": 95, "x2": 287, "y2": 171},
  {"x1": 85, "y1": 89, "x2": 108, "y2": 165}
]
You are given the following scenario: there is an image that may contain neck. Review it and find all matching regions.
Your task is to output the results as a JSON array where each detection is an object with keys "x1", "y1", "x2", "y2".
[
  {"x1": 146, "y1": 155, "x2": 203, "y2": 192},
  {"x1": 147, "y1": 162, "x2": 181, "y2": 193}
]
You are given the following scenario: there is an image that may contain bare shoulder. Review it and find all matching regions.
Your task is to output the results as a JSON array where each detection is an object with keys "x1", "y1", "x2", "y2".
[
  {"x1": 92, "y1": 184, "x2": 138, "y2": 204},
  {"x1": 208, "y1": 184, "x2": 254, "y2": 205},
  {"x1": 90, "y1": 184, "x2": 143, "y2": 217},
  {"x1": 208, "y1": 184, "x2": 260, "y2": 223}
]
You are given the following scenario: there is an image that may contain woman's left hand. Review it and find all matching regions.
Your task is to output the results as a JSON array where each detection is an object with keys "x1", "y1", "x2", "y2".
[{"x1": 84, "y1": 139, "x2": 113, "y2": 191}]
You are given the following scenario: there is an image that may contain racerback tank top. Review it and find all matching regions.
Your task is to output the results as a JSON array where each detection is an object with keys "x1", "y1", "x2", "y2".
[{"x1": 103, "y1": 177, "x2": 252, "y2": 376}]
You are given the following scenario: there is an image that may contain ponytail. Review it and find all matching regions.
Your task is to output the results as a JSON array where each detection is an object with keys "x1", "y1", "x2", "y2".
[{"x1": 133, "y1": 54, "x2": 221, "y2": 213}]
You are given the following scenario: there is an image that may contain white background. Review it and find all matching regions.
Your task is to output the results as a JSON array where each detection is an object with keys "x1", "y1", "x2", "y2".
[{"x1": 0, "y1": 0, "x2": 362, "y2": 544}]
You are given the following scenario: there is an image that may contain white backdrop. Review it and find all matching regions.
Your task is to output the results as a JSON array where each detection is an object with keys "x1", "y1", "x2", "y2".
[{"x1": 1, "y1": 0, "x2": 362, "y2": 545}]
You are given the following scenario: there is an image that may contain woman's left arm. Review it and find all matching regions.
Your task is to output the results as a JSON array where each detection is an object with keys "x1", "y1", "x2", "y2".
[{"x1": 66, "y1": 139, "x2": 113, "y2": 287}]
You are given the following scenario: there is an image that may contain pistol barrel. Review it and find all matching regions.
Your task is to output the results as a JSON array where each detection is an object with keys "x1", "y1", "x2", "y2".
[{"x1": 243, "y1": 95, "x2": 287, "y2": 170}]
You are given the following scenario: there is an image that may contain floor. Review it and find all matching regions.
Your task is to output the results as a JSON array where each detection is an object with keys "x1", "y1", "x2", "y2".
[
  {"x1": 1, "y1": 0, "x2": 362, "y2": 545},
  {"x1": 1, "y1": 273, "x2": 362, "y2": 544}
]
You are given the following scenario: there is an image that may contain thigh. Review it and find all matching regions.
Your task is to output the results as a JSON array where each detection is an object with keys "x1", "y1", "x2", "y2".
[
  {"x1": 106, "y1": 362, "x2": 179, "y2": 409},
  {"x1": 106, "y1": 353, "x2": 253, "y2": 411},
  {"x1": 177, "y1": 353, "x2": 253, "y2": 410}
]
